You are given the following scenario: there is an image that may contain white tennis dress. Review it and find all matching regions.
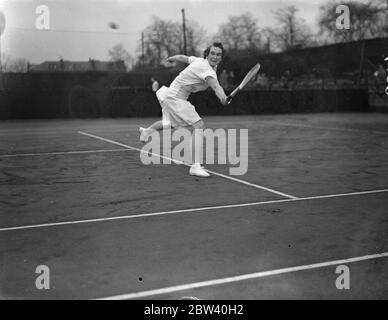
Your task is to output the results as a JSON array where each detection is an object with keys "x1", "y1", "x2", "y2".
[{"x1": 156, "y1": 56, "x2": 217, "y2": 127}]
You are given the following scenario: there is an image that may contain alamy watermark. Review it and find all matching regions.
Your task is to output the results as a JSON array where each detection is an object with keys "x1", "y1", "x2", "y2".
[
  {"x1": 140, "y1": 128, "x2": 248, "y2": 176},
  {"x1": 35, "y1": 265, "x2": 50, "y2": 290},
  {"x1": 336, "y1": 5, "x2": 350, "y2": 30},
  {"x1": 35, "y1": 5, "x2": 50, "y2": 30},
  {"x1": 335, "y1": 265, "x2": 350, "y2": 290}
]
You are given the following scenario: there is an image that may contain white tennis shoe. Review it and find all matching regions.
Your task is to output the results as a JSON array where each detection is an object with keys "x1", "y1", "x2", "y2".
[
  {"x1": 139, "y1": 127, "x2": 148, "y2": 143},
  {"x1": 189, "y1": 163, "x2": 210, "y2": 177}
]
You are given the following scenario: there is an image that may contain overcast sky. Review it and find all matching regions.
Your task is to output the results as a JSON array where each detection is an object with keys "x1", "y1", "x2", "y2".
[{"x1": 0, "y1": 0, "x2": 341, "y2": 64}]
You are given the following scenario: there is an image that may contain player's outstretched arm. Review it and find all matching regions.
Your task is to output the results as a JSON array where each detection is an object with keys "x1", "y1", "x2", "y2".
[
  {"x1": 167, "y1": 55, "x2": 190, "y2": 64},
  {"x1": 206, "y1": 76, "x2": 228, "y2": 105}
]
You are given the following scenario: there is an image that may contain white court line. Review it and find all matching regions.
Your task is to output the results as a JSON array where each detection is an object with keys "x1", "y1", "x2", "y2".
[
  {"x1": 254, "y1": 120, "x2": 388, "y2": 135},
  {"x1": 1, "y1": 188, "x2": 387, "y2": 232},
  {"x1": 207, "y1": 119, "x2": 388, "y2": 135},
  {"x1": 97, "y1": 252, "x2": 388, "y2": 300},
  {"x1": 0, "y1": 148, "x2": 130, "y2": 158},
  {"x1": 0, "y1": 124, "x2": 143, "y2": 135},
  {"x1": 78, "y1": 130, "x2": 297, "y2": 199}
]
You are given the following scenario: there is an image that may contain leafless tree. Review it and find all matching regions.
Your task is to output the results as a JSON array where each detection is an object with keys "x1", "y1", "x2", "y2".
[
  {"x1": 138, "y1": 16, "x2": 206, "y2": 66},
  {"x1": 318, "y1": 0, "x2": 388, "y2": 43},
  {"x1": 270, "y1": 6, "x2": 315, "y2": 51},
  {"x1": 214, "y1": 13, "x2": 262, "y2": 53},
  {"x1": 185, "y1": 20, "x2": 207, "y2": 56},
  {"x1": 1, "y1": 53, "x2": 29, "y2": 72},
  {"x1": 108, "y1": 43, "x2": 132, "y2": 70}
]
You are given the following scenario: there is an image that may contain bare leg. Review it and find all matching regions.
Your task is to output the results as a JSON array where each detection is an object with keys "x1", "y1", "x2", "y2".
[
  {"x1": 148, "y1": 120, "x2": 164, "y2": 131},
  {"x1": 140, "y1": 120, "x2": 170, "y2": 142},
  {"x1": 189, "y1": 120, "x2": 209, "y2": 177}
]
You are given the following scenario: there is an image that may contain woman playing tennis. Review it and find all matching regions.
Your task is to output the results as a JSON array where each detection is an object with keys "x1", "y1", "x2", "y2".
[{"x1": 139, "y1": 42, "x2": 228, "y2": 177}]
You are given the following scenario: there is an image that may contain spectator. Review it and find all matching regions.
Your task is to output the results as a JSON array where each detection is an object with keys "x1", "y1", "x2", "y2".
[
  {"x1": 254, "y1": 73, "x2": 269, "y2": 88},
  {"x1": 228, "y1": 71, "x2": 235, "y2": 87},
  {"x1": 151, "y1": 77, "x2": 159, "y2": 92},
  {"x1": 219, "y1": 69, "x2": 229, "y2": 90},
  {"x1": 374, "y1": 64, "x2": 386, "y2": 78}
]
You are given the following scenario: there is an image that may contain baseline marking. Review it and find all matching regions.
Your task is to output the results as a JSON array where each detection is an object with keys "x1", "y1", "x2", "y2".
[
  {"x1": 206, "y1": 120, "x2": 388, "y2": 135},
  {"x1": 78, "y1": 130, "x2": 297, "y2": 199},
  {"x1": 0, "y1": 148, "x2": 130, "y2": 158},
  {"x1": 255, "y1": 120, "x2": 388, "y2": 135},
  {"x1": 97, "y1": 252, "x2": 388, "y2": 300},
  {"x1": 0, "y1": 124, "x2": 142, "y2": 135},
  {"x1": 1, "y1": 188, "x2": 387, "y2": 232}
]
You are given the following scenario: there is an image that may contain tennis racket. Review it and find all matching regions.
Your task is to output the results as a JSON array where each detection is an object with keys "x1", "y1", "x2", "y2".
[{"x1": 226, "y1": 63, "x2": 261, "y2": 104}]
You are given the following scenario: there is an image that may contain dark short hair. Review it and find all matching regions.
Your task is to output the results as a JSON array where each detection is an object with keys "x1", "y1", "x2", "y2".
[{"x1": 203, "y1": 42, "x2": 225, "y2": 59}]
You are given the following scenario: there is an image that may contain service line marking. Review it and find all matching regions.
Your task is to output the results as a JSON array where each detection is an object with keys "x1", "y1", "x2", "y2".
[{"x1": 1, "y1": 188, "x2": 387, "y2": 232}]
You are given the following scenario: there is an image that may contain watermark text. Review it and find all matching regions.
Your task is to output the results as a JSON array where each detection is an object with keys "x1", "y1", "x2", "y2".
[{"x1": 140, "y1": 128, "x2": 248, "y2": 176}]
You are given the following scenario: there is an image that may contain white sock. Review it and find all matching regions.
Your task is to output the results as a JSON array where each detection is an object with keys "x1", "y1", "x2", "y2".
[{"x1": 192, "y1": 128, "x2": 203, "y2": 165}]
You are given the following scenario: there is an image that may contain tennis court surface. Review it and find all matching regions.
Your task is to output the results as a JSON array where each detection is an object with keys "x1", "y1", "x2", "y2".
[{"x1": 1, "y1": 112, "x2": 387, "y2": 299}]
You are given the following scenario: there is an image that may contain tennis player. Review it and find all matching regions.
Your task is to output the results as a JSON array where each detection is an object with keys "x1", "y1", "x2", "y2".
[{"x1": 139, "y1": 42, "x2": 228, "y2": 177}]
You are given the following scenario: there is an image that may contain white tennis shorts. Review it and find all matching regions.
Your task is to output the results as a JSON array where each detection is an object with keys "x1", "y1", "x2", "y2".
[{"x1": 156, "y1": 86, "x2": 201, "y2": 128}]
